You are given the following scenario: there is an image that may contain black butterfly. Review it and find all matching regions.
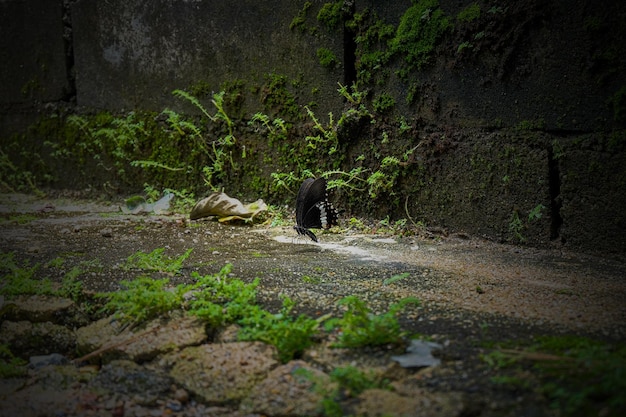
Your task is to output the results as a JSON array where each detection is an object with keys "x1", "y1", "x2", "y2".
[{"x1": 294, "y1": 177, "x2": 339, "y2": 242}]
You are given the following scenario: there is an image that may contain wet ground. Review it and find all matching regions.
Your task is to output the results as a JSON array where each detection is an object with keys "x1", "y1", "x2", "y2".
[{"x1": 1, "y1": 192, "x2": 625, "y2": 416}]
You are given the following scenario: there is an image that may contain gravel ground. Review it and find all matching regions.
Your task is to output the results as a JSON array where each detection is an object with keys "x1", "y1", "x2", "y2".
[
  {"x1": 1, "y1": 192, "x2": 624, "y2": 340},
  {"x1": 1, "y1": 193, "x2": 625, "y2": 417}
]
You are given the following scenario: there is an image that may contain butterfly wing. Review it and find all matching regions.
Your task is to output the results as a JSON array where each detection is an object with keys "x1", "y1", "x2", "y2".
[
  {"x1": 302, "y1": 200, "x2": 338, "y2": 230},
  {"x1": 294, "y1": 178, "x2": 339, "y2": 242},
  {"x1": 295, "y1": 178, "x2": 315, "y2": 226}
]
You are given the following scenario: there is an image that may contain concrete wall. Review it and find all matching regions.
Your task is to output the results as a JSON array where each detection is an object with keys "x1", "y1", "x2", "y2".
[
  {"x1": 1, "y1": 0, "x2": 625, "y2": 254},
  {"x1": 2, "y1": 0, "x2": 623, "y2": 128},
  {"x1": 70, "y1": 0, "x2": 344, "y2": 115},
  {"x1": 0, "y1": 0, "x2": 70, "y2": 106}
]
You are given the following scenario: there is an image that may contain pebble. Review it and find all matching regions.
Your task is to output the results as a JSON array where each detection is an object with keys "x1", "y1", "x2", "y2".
[
  {"x1": 173, "y1": 388, "x2": 189, "y2": 404},
  {"x1": 29, "y1": 353, "x2": 69, "y2": 368},
  {"x1": 100, "y1": 228, "x2": 113, "y2": 237},
  {"x1": 167, "y1": 400, "x2": 183, "y2": 412}
]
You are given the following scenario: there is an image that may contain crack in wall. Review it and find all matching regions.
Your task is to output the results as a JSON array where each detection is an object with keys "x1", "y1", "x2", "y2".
[
  {"x1": 62, "y1": 0, "x2": 77, "y2": 102},
  {"x1": 342, "y1": 0, "x2": 357, "y2": 87},
  {"x1": 547, "y1": 146, "x2": 563, "y2": 241}
]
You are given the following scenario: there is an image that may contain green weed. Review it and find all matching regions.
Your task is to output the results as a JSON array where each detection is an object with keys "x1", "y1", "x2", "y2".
[
  {"x1": 528, "y1": 204, "x2": 546, "y2": 222},
  {"x1": 348, "y1": 217, "x2": 366, "y2": 231},
  {"x1": 65, "y1": 112, "x2": 147, "y2": 178},
  {"x1": 0, "y1": 344, "x2": 27, "y2": 378},
  {"x1": 372, "y1": 93, "x2": 396, "y2": 113},
  {"x1": 261, "y1": 73, "x2": 302, "y2": 120},
  {"x1": 171, "y1": 89, "x2": 238, "y2": 189},
  {"x1": 330, "y1": 365, "x2": 389, "y2": 396},
  {"x1": 58, "y1": 266, "x2": 85, "y2": 302},
  {"x1": 0, "y1": 147, "x2": 44, "y2": 195},
  {"x1": 456, "y1": 41, "x2": 473, "y2": 54},
  {"x1": 366, "y1": 155, "x2": 401, "y2": 199},
  {"x1": 508, "y1": 211, "x2": 525, "y2": 243},
  {"x1": 317, "y1": 47, "x2": 338, "y2": 69},
  {"x1": 6, "y1": 214, "x2": 37, "y2": 225},
  {"x1": 515, "y1": 118, "x2": 545, "y2": 131},
  {"x1": 143, "y1": 184, "x2": 196, "y2": 213},
  {"x1": 301, "y1": 275, "x2": 322, "y2": 284},
  {"x1": 249, "y1": 112, "x2": 289, "y2": 143},
  {"x1": 98, "y1": 276, "x2": 189, "y2": 325},
  {"x1": 391, "y1": 0, "x2": 451, "y2": 77},
  {"x1": 185, "y1": 265, "x2": 259, "y2": 327},
  {"x1": 304, "y1": 105, "x2": 339, "y2": 156},
  {"x1": 290, "y1": 1, "x2": 312, "y2": 32},
  {"x1": 45, "y1": 256, "x2": 66, "y2": 268},
  {"x1": 122, "y1": 248, "x2": 193, "y2": 275},
  {"x1": 0, "y1": 252, "x2": 86, "y2": 302},
  {"x1": 383, "y1": 272, "x2": 410, "y2": 285},
  {"x1": 337, "y1": 82, "x2": 368, "y2": 106},
  {"x1": 483, "y1": 335, "x2": 626, "y2": 416},
  {"x1": 457, "y1": 3, "x2": 481, "y2": 22},
  {"x1": 327, "y1": 295, "x2": 420, "y2": 348},
  {"x1": 317, "y1": 1, "x2": 343, "y2": 30},
  {"x1": 302, "y1": 365, "x2": 390, "y2": 417},
  {"x1": 551, "y1": 139, "x2": 566, "y2": 160},
  {"x1": 0, "y1": 252, "x2": 50, "y2": 297},
  {"x1": 482, "y1": 349, "x2": 519, "y2": 370},
  {"x1": 238, "y1": 295, "x2": 320, "y2": 363}
]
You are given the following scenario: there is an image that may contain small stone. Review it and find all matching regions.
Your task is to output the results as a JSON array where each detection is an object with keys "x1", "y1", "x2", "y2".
[
  {"x1": 112, "y1": 402, "x2": 125, "y2": 417},
  {"x1": 100, "y1": 228, "x2": 113, "y2": 237},
  {"x1": 29, "y1": 353, "x2": 68, "y2": 369},
  {"x1": 173, "y1": 388, "x2": 189, "y2": 404},
  {"x1": 167, "y1": 400, "x2": 183, "y2": 412},
  {"x1": 103, "y1": 397, "x2": 119, "y2": 410}
]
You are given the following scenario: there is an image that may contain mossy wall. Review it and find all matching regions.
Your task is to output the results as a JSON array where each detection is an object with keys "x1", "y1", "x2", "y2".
[{"x1": 1, "y1": 0, "x2": 625, "y2": 255}]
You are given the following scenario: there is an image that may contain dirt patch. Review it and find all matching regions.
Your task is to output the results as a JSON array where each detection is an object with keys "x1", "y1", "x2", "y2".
[{"x1": 1, "y1": 193, "x2": 624, "y2": 340}]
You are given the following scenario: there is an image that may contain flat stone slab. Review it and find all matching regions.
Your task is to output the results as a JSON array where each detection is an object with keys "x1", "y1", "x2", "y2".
[
  {"x1": 355, "y1": 388, "x2": 465, "y2": 417},
  {"x1": 0, "y1": 320, "x2": 75, "y2": 358},
  {"x1": 1, "y1": 295, "x2": 88, "y2": 327},
  {"x1": 166, "y1": 341, "x2": 278, "y2": 404},
  {"x1": 75, "y1": 315, "x2": 207, "y2": 363},
  {"x1": 240, "y1": 360, "x2": 333, "y2": 416}
]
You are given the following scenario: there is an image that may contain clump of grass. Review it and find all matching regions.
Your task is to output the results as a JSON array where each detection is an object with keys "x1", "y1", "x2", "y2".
[
  {"x1": 96, "y1": 260, "x2": 424, "y2": 364},
  {"x1": 97, "y1": 263, "x2": 319, "y2": 362},
  {"x1": 122, "y1": 248, "x2": 193, "y2": 275},
  {"x1": 483, "y1": 335, "x2": 626, "y2": 416},
  {"x1": 0, "y1": 251, "x2": 49, "y2": 297},
  {"x1": 97, "y1": 276, "x2": 189, "y2": 325},
  {"x1": 238, "y1": 295, "x2": 320, "y2": 363},
  {"x1": 0, "y1": 251, "x2": 85, "y2": 304},
  {"x1": 0, "y1": 344, "x2": 27, "y2": 378},
  {"x1": 317, "y1": 47, "x2": 338, "y2": 69},
  {"x1": 457, "y1": 3, "x2": 481, "y2": 22},
  {"x1": 185, "y1": 264, "x2": 259, "y2": 327},
  {"x1": 300, "y1": 365, "x2": 390, "y2": 417},
  {"x1": 329, "y1": 365, "x2": 389, "y2": 396},
  {"x1": 372, "y1": 92, "x2": 395, "y2": 113},
  {"x1": 327, "y1": 295, "x2": 420, "y2": 348}
]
